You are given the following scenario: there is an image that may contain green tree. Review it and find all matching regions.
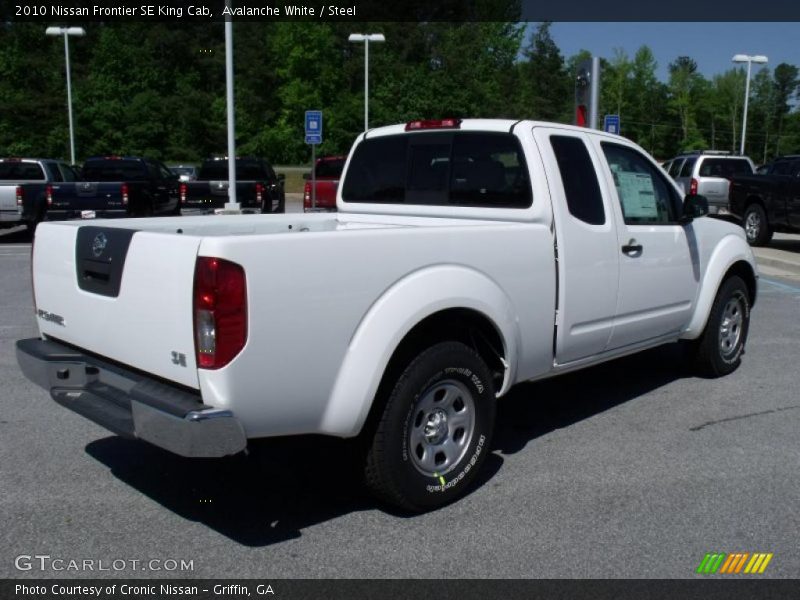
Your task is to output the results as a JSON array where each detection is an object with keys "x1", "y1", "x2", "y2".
[
  {"x1": 750, "y1": 68, "x2": 776, "y2": 163},
  {"x1": 517, "y1": 23, "x2": 570, "y2": 121},
  {"x1": 604, "y1": 48, "x2": 632, "y2": 118},
  {"x1": 627, "y1": 47, "x2": 668, "y2": 156},
  {"x1": 668, "y1": 56, "x2": 706, "y2": 150},
  {"x1": 708, "y1": 68, "x2": 745, "y2": 153},
  {"x1": 772, "y1": 63, "x2": 799, "y2": 155}
]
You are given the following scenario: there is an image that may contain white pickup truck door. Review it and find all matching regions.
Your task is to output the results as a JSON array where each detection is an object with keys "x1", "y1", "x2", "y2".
[
  {"x1": 533, "y1": 127, "x2": 620, "y2": 363},
  {"x1": 592, "y1": 139, "x2": 699, "y2": 349}
]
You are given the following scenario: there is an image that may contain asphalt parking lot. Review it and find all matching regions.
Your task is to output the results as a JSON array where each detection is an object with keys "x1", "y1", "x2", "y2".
[{"x1": 1, "y1": 223, "x2": 799, "y2": 579}]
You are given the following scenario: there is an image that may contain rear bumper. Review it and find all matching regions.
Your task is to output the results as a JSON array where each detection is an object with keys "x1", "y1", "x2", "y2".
[
  {"x1": 46, "y1": 209, "x2": 129, "y2": 220},
  {"x1": 181, "y1": 206, "x2": 260, "y2": 216},
  {"x1": 0, "y1": 208, "x2": 23, "y2": 224},
  {"x1": 16, "y1": 338, "x2": 247, "y2": 458},
  {"x1": 706, "y1": 203, "x2": 730, "y2": 216}
]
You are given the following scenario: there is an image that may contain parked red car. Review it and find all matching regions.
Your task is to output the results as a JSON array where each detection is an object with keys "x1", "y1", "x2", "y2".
[{"x1": 303, "y1": 155, "x2": 346, "y2": 212}]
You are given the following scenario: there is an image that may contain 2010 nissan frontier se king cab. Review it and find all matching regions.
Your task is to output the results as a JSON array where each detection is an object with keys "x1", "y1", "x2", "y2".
[{"x1": 17, "y1": 119, "x2": 758, "y2": 512}]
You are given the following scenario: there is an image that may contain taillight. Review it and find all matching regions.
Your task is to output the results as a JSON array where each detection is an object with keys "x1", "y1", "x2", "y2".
[
  {"x1": 690, "y1": 178, "x2": 698, "y2": 195},
  {"x1": 303, "y1": 181, "x2": 311, "y2": 208},
  {"x1": 255, "y1": 182, "x2": 264, "y2": 204},
  {"x1": 121, "y1": 183, "x2": 129, "y2": 206},
  {"x1": 180, "y1": 183, "x2": 187, "y2": 205},
  {"x1": 193, "y1": 257, "x2": 247, "y2": 370},
  {"x1": 15, "y1": 186, "x2": 23, "y2": 207},
  {"x1": 45, "y1": 185, "x2": 53, "y2": 206}
]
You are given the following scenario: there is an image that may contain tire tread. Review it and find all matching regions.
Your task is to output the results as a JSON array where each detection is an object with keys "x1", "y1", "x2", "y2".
[{"x1": 364, "y1": 341, "x2": 492, "y2": 512}]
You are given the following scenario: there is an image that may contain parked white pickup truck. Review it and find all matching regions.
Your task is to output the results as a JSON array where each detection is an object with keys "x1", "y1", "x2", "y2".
[{"x1": 17, "y1": 119, "x2": 757, "y2": 511}]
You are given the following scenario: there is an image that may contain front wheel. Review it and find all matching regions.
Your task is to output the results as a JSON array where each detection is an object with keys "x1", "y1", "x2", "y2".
[
  {"x1": 743, "y1": 204, "x2": 772, "y2": 246},
  {"x1": 364, "y1": 341, "x2": 496, "y2": 512},
  {"x1": 691, "y1": 275, "x2": 751, "y2": 377}
]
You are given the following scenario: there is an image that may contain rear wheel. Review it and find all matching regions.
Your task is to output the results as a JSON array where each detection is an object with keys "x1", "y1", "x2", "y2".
[
  {"x1": 364, "y1": 341, "x2": 495, "y2": 512},
  {"x1": 691, "y1": 276, "x2": 750, "y2": 377},
  {"x1": 743, "y1": 203, "x2": 772, "y2": 246}
]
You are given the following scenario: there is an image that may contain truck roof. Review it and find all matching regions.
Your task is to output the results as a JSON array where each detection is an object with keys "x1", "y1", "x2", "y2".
[
  {"x1": 0, "y1": 157, "x2": 61, "y2": 164},
  {"x1": 363, "y1": 118, "x2": 629, "y2": 140},
  {"x1": 84, "y1": 156, "x2": 149, "y2": 161}
]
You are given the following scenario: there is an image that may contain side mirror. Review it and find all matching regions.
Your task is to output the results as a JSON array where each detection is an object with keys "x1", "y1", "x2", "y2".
[
  {"x1": 302, "y1": 173, "x2": 310, "y2": 180},
  {"x1": 680, "y1": 194, "x2": 709, "y2": 224},
  {"x1": 277, "y1": 173, "x2": 285, "y2": 181}
]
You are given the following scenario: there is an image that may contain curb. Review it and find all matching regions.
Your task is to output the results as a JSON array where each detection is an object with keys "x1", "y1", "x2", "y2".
[{"x1": 754, "y1": 253, "x2": 800, "y2": 276}]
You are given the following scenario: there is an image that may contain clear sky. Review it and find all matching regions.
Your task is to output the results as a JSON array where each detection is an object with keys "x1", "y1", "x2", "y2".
[{"x1": 546, "y1": 22, "x2": 800, "y2": 81}]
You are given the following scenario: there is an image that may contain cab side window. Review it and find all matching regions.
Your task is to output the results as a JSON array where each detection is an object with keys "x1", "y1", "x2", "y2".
[
  {"x1": 678, "y1": 157, "x2": 697, "y2": 178},
  {"x1": 601, "y1": 143, "x2": 682, "y2": 225},
  {"x1": 668, "y1": 159, "x2": 684, "y2": 178},
  {"x1": 58, "y1": 163, "x2": 79, "y2": 182},
  {"x1": 158, "y1": 162, "x2": 175, "y2": 180},
  {"x1": 550, "y1": 135, "x2": 605, "y2": 225}
]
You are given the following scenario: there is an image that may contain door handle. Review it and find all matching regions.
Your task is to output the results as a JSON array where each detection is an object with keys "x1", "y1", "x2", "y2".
[{"x1": 621, "y1": 239, "x2": 643, "y2": 255}]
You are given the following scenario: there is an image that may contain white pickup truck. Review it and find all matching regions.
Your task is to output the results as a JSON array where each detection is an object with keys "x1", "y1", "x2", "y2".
[{"x1": 17, "y1": 119, "x2": 757, "y2": 511}]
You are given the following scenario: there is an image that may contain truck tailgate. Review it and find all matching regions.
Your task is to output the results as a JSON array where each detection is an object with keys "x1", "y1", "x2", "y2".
[
  {"x1": 50, "y1": 182, "x2": 125, "y2": 212},
  {"x1": 32, "y1": 222, "x2": 202, "y2": 389},
  {"x1": 0, "y1": 186, "x2": 19, "y2": 220}
]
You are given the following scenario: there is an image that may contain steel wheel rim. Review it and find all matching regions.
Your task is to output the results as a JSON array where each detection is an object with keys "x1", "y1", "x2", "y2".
[
  {"x1": 745, "y1": 211, "x2": 760, "y2": 242},
  {"x1": 408, "y1": 379, "x2": 476, "y2": 477},
  {"x1": 719, "y1": 294, "x2": 745, "y2": 358}
]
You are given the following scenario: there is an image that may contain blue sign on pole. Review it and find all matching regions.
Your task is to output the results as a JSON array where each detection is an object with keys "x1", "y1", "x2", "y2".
[
  {"x1": 305, "y1": 110, "x2": 322, "y2": 145},
  {"x1": 604, "y1": 114, "x2": 620, "y2": 135}
]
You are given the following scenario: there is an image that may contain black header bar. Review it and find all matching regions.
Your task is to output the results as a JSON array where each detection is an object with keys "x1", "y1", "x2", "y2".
[{"x1": 3, "y1": 0, "x2": 800, "y2": 22}]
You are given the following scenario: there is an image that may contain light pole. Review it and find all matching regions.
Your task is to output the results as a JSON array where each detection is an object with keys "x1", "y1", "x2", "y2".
[
  {"x1": 348, "y1": 33, "x2": 385, "y2": 132},
  {"x1": 46, "y1": 27, "x2": 85, "y2": 165},
  {"x1": 732, "y1": 54, "x2": 768, "y2": 156},
  {"x1": 223, "y1": 2, "x2": 239, "y2": 212}
]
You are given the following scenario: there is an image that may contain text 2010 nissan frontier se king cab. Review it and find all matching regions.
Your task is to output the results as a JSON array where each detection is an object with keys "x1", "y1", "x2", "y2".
[{"x1": 17, "y1": 119, "x2": 757, "y2": 511}]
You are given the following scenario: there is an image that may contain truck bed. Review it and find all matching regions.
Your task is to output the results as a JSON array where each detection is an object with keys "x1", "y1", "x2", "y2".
[{"x1": 32, "y1": 212, "x2": 555, "y2": 437}]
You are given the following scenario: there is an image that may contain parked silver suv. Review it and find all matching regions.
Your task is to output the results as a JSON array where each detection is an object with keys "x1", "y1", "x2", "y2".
[{"x1": 665, "y1": 151, "x2": 755, "y2": 215}]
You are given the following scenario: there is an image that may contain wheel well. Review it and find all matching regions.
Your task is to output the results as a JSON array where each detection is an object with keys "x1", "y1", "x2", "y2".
[
  {"x1": 745, "y1": 195, "x2": 764, "y2": 211},
  {"x1": 359, "y1": 308, "x2": 506, "y2": 437},
  {"x1": 724, "y1": 260, "x2": 757, "y2": 307}
]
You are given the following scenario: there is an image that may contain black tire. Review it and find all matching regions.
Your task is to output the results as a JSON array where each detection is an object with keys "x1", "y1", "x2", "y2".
[
  {"x1": 691, "y1": 276, "x2": 751, "y2": 377},
  {"x1": 743, "y1": 203, "x2": 772, "y2": 246},
  {"x1": 364, "y1": 341, "x2": 495, "y2": 512}
]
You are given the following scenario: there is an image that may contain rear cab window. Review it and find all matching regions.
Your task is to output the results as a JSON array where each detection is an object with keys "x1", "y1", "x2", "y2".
[
  {"x1": 0, "y1": 161, "x2": 46, "y2": 181},
  {"x1": 771, "y1": 160, "x2": 794, "y2": 176},
  {"x1": 342, "y1": 131, "x2": 532, "y2": 208},
  {"x1": 199, "y1": 160, "x2": 271, "y2": 181},
  {"x1": 315, "y1": 159, "x2": 345, "y2": 179},
  {"x1": 81, "y1": 159, "x2": 149, "y2": 181},
  {"x1": 698, "y1": 158, "x2": 753, "y2": 178}
]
